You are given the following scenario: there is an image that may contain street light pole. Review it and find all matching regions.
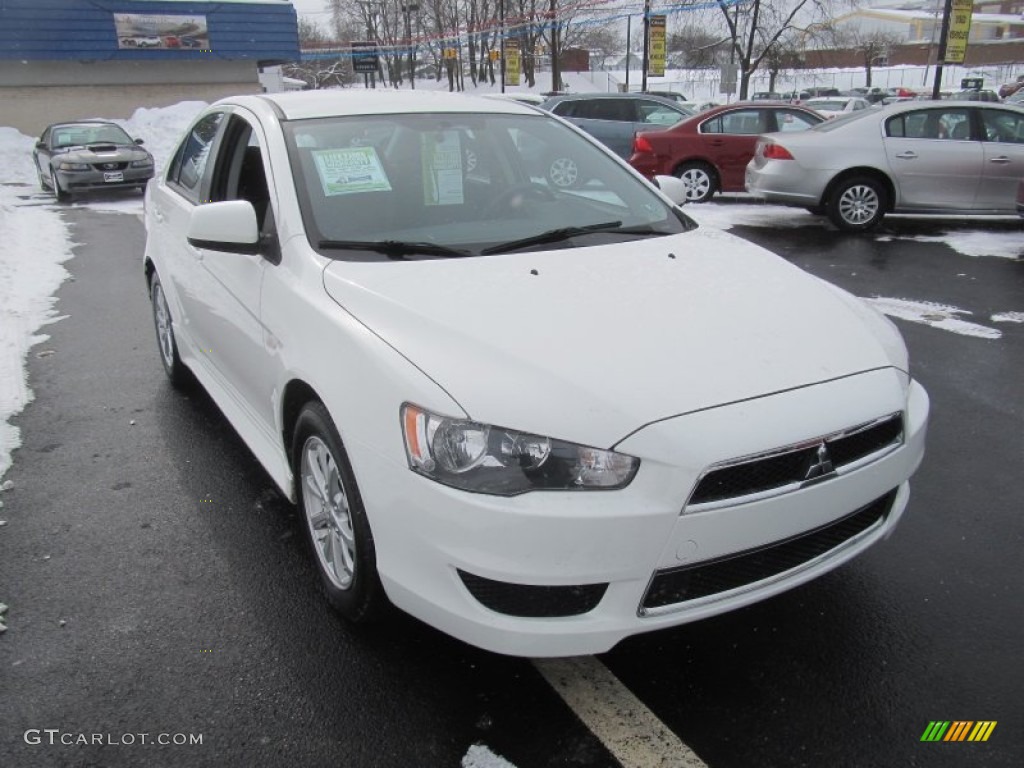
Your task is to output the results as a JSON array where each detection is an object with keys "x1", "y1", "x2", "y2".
[
  {"x1": 500, "y1": 0, "x2": 505, "y2": 93},
  {"x1": 550, "y1": 0, "x2": 560, "y2": 92}
]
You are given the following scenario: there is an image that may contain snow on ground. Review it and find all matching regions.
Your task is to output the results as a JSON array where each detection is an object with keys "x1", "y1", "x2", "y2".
[
  {"x1": 461, "y1": 743, "x2": 517, "y2": 768},
  {"x1": 864, "y1": 297, "x2": 1003, "y2": 340},
  {"x1": 0, "y1": 185, "x2": 75, "y2": 478}
]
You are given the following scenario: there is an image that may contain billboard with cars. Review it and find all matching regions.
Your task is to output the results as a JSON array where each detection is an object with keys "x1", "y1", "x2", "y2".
[{"x1": 114, "y1": 13, "x2": 210, "y2": 50}]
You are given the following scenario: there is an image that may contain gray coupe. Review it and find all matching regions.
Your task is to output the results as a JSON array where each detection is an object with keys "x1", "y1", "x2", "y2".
[{"x1": 33, "y1": 120, "x2": 155, "y2": 201}]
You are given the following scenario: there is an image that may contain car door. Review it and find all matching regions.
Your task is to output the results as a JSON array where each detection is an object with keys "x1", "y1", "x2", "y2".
[
  {"x1": 883, "y1": 106, "x2": 982, "y2": 209},
  {"x1": 33, "y1": 126, "x2": 54, "y2": 181},
  {"x1": 150, "y1": 110, "x2": 228, "y2": 372},
  {"x1": 181, "y1": 110, "x2": 280, "y2": 430},
  {"x1": 561, "y1": 98, "x2": 639, "y2": 158},
  {"x1": 977, "y1": 107, "x2": 1024, "y2": 211},
  {"x1": 698, "y1": 108, "x2": 768, "y2": 191}
]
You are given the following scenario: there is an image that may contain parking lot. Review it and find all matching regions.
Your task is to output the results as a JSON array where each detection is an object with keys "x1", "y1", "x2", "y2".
[{"x1": 0, "y1": 190, "x2": 1021, "y2": 767}]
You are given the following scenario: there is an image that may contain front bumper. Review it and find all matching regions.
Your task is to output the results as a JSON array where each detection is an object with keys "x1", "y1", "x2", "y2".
[
  {"x1": 57, "y1": 168, "x2": 153, "y2": 192},
  {"x1": 356, "y1": 370, "x2": 928, "y2": 657}
]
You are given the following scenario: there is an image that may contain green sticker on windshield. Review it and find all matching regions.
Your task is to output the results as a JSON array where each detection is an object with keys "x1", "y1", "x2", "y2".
[{"x1": 312, "y1": 147, "x2": 392, "y2": 196}]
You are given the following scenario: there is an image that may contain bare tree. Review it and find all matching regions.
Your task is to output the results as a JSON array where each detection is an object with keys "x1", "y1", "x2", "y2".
[{"x1": 716, "y1": 0, "x2": 836, "y2": 99}]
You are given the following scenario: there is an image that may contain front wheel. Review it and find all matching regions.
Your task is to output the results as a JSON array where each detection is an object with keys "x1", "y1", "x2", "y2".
[
  {"x1": 674, "y1": 162, "x2": 716, "y2": 203},
  {"x1": 50, "y1": 168, "x2": 70, "y2": 202},
  {"x1": 827, "y1": 177, "x2": 886, "y2": 231},
  {"x1": 294, "y1": 402, "x2": 386, "y2": 624},
  {"x1": 150, "y1": 274, "x2": 188, "y2": 388}
]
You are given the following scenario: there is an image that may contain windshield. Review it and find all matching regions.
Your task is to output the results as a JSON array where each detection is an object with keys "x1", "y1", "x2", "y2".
[
  {"x1": 810, "y1": 100, "x2": 847, "y2": 111},
  {"x1": 283, "y1": 111, "x2": 693, "y2": 260},
  {"x1": 52, "y1": 123, "x2": 135, "y2": 147}
]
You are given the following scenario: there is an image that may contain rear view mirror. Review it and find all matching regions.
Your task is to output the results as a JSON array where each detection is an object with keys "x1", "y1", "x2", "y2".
[
  {"x1": 651, "y1": 175, "x2": 689, "y2": 206},
  {"x1": 187, "y1": 200, "x2": 260, "y2": 254}
]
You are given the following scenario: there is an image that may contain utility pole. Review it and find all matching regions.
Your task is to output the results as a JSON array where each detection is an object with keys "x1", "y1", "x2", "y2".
[
  {"x1": 931, "y1": 0, "x2": 954, "y2": 99},
  {"x1": 641, "y1": 0, "x2": 650, "y2": 92},
  {"x1": 500, "y1": 0, "x2": 505, "y2": 93},
  {"x1": 550, "y1": 0, "x2": 560, "y2": 93},
  {"x1": 403, "y1": 4, "x2": 419, "y2": 89}
]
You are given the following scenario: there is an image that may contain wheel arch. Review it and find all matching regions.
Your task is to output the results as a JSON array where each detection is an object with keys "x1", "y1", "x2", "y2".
[
  {"x1": 821, "y1": 167, "x2": 895, "y2": 212},
  {"x1": 281, "y1": 378, "x2": 325, "y2": 479}
]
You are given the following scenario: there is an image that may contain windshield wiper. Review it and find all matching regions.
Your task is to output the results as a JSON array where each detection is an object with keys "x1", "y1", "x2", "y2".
[
  {"x1": 318, "y1": 239, "x2": 472, "y2": 259},
  {"x1": 481, "y1": 221, "x2": 668, "y2": 255}
]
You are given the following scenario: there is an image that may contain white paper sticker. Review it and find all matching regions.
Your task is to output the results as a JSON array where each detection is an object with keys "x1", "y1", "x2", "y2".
[
  {"x1": 422, "y1": 131, "x2": 464, "y2": 206},
  {"x1": 312, "y1": 147, "x2": 392, "y2": 196}
]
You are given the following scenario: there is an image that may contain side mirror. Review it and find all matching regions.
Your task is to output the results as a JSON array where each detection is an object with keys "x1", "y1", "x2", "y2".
[
  {"x1": 35, "y1": 141, "x2": 46, "y2": 150},
  {"x1": 135, "y1": 138, "x2": 145, "y2": 145},
  {"x1": 651, "y1": 175, "x2": 689, "y2": 206},
  {"x1": 187, "y1": 200, "x2": 260, "y2": 254}
]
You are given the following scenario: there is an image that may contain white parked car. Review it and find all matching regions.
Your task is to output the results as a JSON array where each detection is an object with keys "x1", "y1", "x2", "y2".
[
  {"x1": 805, "y1": 96, "x2": 872, "y2": 118},
  {"x1": 747, "y1": 100, "x2": 1024, "y2": 230},
  {"x1": 144, "y1": 91, "x2": 928, "y2": 656}
]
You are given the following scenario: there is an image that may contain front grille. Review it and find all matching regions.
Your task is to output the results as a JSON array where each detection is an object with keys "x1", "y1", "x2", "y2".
[
  {"x1": 94, "y1": 162, "x2": 128, "y2": 171},
  {"x1": 641, "y1": 489, "x2": 897, "y2": 611},
  {"x1": 458, "y1": 570, "x2": 607, "y2": 618},
  {"x1": 689, "y1": 413, "x2": 903, "y2": 506}
]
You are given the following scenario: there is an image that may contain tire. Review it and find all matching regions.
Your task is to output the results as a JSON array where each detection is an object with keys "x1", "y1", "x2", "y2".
[
  {"x1": 827, "y1": 176, "x2": 886, "y2": 231},
  {"x1": 50, "y1": 168, "x2": 70, "y2": 202},
  {"x1": 674, "y1": 161, "x2": 716, "y2": 203},
  {"x1": 149, "y1": 273, "x2": 188, "y2": 388},
  {"x1": 294, "y1": 402, "x2": 385, "y2": 624},
  {"x1": 546, "y1": 155, "x2": 581, "y2": 189}
]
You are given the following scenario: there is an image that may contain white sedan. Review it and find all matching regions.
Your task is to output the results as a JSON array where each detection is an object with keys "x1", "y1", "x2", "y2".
[
  {"x1": 144, "y1": 91, "x2": 928, "y2": 656},
  {"x1": 805, "y1": 96, "x2": 872, "y2": 118}
]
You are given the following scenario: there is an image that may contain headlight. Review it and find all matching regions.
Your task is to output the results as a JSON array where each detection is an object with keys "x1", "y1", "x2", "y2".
[
  {"x1": 401, "y1": 404, "x2": 639, "y2": 496},
  {"x1": 130, "y1": 158, "x2": 153, "y2": 167},
  {"x1": 58, "y1": 162, "x2": 89, "y2": 171}
]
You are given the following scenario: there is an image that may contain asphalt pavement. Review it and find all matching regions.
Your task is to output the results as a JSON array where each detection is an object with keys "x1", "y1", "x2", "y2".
[{"x1": 1, "y1": 201, "x2": 1021, "y2": 767}]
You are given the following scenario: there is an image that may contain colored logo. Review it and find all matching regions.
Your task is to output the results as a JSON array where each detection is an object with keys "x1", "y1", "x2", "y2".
[{"x1": 921, "y1": 721, "x2": 996, "y2": 742}]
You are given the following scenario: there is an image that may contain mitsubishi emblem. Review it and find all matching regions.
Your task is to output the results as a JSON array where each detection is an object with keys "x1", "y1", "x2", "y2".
[{"x1": 803, "y1": 442, "x2": 835, "y2": 482}]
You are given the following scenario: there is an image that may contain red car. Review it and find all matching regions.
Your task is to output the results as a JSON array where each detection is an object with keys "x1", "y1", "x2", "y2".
[{"x1": 629, "y1": 102, "x2": 824, "y2": 202}]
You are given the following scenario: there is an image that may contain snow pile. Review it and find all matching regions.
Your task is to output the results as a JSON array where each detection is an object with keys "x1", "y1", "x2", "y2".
[
  {"x1": 114, "y1": 101, "x2": 207, "y2": 177},
  {"x1": 0, "y1": 127, "x2": 38, "y2": 186}
]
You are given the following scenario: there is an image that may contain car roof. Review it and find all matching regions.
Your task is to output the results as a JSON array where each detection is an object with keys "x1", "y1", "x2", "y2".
[
  {"x1": 46, "y1": 119, "x2": 121, "y2": 129},
  {"x1": 542, "y1": 92, "x2": 687, "y2": 107},
  {"x1": 224, "y1": 90, "x2": 538, "y2": 121}
]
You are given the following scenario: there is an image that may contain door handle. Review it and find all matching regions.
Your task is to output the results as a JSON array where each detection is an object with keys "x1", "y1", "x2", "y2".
[
  {"x1": 988, "y1": 156, "x2": 1010, "y2": 164},
  {"x1": 894, "y1": 151, "x2": 917, "y2": 159}
]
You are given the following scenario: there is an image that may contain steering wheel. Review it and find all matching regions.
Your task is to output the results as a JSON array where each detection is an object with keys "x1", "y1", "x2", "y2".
[{"x1": 483, "y1": 183, "x2": 556, "y2": 217}]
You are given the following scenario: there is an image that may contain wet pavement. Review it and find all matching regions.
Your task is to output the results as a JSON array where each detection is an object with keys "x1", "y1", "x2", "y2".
[{"x1": 0, "y1": 202, "x2": 1021, "y2": 767}]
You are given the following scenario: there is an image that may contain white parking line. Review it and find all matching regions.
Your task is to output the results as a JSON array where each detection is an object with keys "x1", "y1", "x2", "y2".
[{"x1": 534, "y1": 656, "x2": 707, "y2": 768}]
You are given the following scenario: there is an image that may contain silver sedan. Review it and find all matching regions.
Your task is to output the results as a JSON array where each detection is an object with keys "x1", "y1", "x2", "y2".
[{"x1": 745, "y1": 100, "x2": 1024, "y2": 230}]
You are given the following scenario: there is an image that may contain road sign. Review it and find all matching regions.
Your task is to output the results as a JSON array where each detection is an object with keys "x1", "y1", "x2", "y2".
[
  {"x1": 351, "y1": 41, "x2": 378, "y2": 73},
  {"x1": 944, "y1": 0, "x2": 973, "y2": 64}
]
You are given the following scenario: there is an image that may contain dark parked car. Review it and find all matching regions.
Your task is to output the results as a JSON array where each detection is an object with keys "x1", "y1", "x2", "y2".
[
  {"x1": 540, "y1": 93, "x2": 694, "y2": 158},
  {"x1": 32, "y1": 120, "x2": 154, "y2": 201},
  {"x1": 629, "y1": 102, "x2": 824, "y2": 202}
]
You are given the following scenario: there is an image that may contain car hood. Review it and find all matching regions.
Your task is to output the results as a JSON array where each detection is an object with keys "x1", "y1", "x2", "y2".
[
  {"x1": 55, "y1": 145, "x2": 148, "y2": 160},
  {"x1": 322, "y1": 227, "x2": 898, "y2": 448}
]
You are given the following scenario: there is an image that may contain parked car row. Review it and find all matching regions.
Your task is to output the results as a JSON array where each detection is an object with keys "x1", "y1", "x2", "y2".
[{"x1": 532, "y1": 90, "x2": 1023, "y2": 230}]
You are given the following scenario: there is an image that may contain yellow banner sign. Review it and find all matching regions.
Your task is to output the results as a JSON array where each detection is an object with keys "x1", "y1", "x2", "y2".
[
  {"x1": 944, "y1": 0, "x2": 973, "y2": 64},
  {"x1": 505, "y1": 40, "x2": 520, "y2": 86},
  {"x1": 648, "y1": 15, "x2": 666, "y2": 78}
]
